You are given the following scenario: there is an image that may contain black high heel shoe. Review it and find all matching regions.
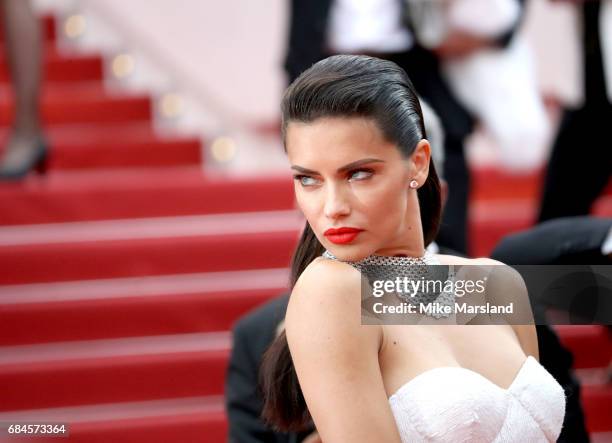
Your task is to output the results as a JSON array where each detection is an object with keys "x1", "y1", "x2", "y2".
[{"x1": 0, "y1": 139, "x2": 49, "y2": 180}]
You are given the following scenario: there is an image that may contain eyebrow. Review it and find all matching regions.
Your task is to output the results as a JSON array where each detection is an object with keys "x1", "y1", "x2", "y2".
[{"x1": 291, "y1": 158, "x2": 385, "y2": 175}]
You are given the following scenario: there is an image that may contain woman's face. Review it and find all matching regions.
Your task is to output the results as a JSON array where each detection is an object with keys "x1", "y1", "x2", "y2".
[{"x1": 286, "y1": 116, "x2": 430, "y2": 261}]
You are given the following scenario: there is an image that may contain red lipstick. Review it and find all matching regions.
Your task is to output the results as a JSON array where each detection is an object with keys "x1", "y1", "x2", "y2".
[{"x1": 324, "y1": 227, "x2": 363, "y2": 244}]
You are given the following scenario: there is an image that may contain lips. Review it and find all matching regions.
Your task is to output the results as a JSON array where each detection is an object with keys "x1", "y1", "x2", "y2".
[{"x1": 324, "y1": 227, "x2": 364, "y2": 245}]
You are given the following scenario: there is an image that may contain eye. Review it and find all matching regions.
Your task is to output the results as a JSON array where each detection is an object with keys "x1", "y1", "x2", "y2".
[
  {"x1": 294, "y1": 175, "x2": 320, "y2": 187},
  {"x1": 348, "y1": 169, "x2": 373, "y2": 181}
]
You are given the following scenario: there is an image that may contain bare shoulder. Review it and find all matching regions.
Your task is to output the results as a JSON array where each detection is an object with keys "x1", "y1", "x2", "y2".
[
  {"x1": 435, "y1": 254, "x2": 522, "y2": 282},
  {"x1": 284, "y1": 257, "x2": 396, "y2": 442},
  {"x1": 435, "y1": 254, "x2": 538, "y2": 357},
  {"x1": 287, "y1": 257, "x2": 362, "y2": 320},
  {"x1": 293, "y1": 256, "x2": 361, "y2": 297},
  {"x1": 285, "y1": 255, "x2": 382, "y2": 357}
]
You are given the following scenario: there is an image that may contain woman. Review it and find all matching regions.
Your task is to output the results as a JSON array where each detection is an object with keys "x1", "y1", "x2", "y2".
[{"x1": 260, "y1": 55, "x2": 565, "y2": 442}]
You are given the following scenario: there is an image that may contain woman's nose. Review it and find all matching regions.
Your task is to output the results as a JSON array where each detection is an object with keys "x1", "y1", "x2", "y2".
[{"x1": 324, "y1": 186, "x2": 350, "y2": 219}]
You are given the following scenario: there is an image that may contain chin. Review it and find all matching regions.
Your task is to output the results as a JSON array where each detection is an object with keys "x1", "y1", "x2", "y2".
[{"x1": 325, "y1": 243, "x2": 373, "y2": 262}]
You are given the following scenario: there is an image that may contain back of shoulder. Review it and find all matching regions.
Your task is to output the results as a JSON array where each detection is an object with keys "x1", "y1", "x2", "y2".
[
  {"x1": 286, "y1": 257, "x2": 382, "y2": 360},
  {"x1": 293, "y1": 257, "x2": 361, "y2": 300},
  {"x1": 287, "y1": 257, "x2": 363, "y2": 324}
]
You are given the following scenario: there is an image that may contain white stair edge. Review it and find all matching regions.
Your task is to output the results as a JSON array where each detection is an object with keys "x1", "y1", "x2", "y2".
[
  {"x1": 0, "y1": 331, "x2": 231, "y2": 365},
  {"x1": 0, "y1": 210, "x2": 302, "y2": 246},
  {"x1": 592, "y1": 433, "x2": 612, "y2": 443},
  {"x1": 0, "y1": 395, "x2": 223, "y2": 423},
  {"x1": 0, "y1": 267, "x2": 288, "y2": 304}
]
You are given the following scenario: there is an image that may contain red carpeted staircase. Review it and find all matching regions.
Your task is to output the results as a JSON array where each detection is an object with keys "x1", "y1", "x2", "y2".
[{"x1": 0, "y1": 14, "x2": 611, "y2": 443}]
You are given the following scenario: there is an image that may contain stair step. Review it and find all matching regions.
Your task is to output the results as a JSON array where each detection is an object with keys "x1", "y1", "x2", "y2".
[
  {"x1": 1, "y1": 120, "x2": 154, "y2": 138},
  {"x1": 0, "y1": 92, "x2": 151, "y2": 126},
  {"x1": 0, "y1": 53, "x2": 103, "y2": 84},
  {"x1": 469, "y1": 167, "x2": 611, "y2": 202},
  {"x1": 0, "y1": 81, "x2": 104, "y2": 102},
  {"x1": 469, "y1": 196, "x2": 612, "y2": 257},
  {"x1": 471, "y1": 167, "x2": 544, "y2": 201},
  {"x1": 583, "y1": 385, "x2": 612, "y2": 433},
  {"x1": 0, "y1": 333, "x2": 230, "y2": 412},
  {"x1": 0, "y1": 131, "x2": 202, "y2": 171},
  {"x1": 0, "y1": 197, "x2": 610, "y2": 282},
  {"x1": 0, "y1": 393, "x2": 609, "y2": 442},
  {"x1": 0, "y1": 43, "x2": 66, "y2": 60},
  {"x1": 0, "y1": 396, "x2": 226, "y2": 443},
  {"x1": 0, "y1": 170, "x2": 296, "y2": 225},
  {"x1": 0, "y1": 269, "x2": 288, "y2": 345},
  {"x1": 469, "y1": 200, "x2": 536, "y2": 257},
  {"x1": 0, "y1": 211, "x2": 301, "y2": 284},
  {"x1": 1, "y1": 329, "x2": 610, "y2": 420},
  {"x1": 47, "y1": 136, "x2": 201, "y2": 170},
  {"x1": 0, "y1": 170, "x2": 609, "y2": 255},
  {"x1": 555, "y1": 325, "x2": 612, "y2": 370},
  {"x1": 0, "y1": 275, "x2": 608, "y2": 372},
  {"x1": 591, "y1": 432, "x2": 612, "y2": 443}
]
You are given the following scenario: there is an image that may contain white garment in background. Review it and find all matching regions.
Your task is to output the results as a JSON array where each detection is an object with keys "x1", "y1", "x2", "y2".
[
  {"x1": 444, "y1": 36, "x2": 550, "y2": 171},
  {"x1": 389, "y1": 356, "x2": 566, "y2": 442},
  {"x1": 327, "y1": 0, "x2": 413, "y2": 53},
  {"x1": 602, "y1": 227, "x2": 612, "y2": 256},
  {"x1": 445, "y1": 0, "x2": 550, "y2": 171},
  {"x1": 407, "y1": 0, "x2": 550, "y2": 171},
  {"x1": 449, "y1": 0, "x2": 520, "y2": 37},
  {"x1": 601, "y1": 0, "x2": 612, "y2": 103}
]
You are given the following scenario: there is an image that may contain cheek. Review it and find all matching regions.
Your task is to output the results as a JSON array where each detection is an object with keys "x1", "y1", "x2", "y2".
[
  {"x1": 364, "y1": 174, "x2": 407, "y2": 208},
  {"x1": 361, "y1": 179, "x2": 408, "y2": 228},
  {"x1": 295, "y1": 188, "x2": 320, "y2": 221}
]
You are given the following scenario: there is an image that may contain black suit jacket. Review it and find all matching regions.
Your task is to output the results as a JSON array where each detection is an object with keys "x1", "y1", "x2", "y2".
[
  {"x1": 225, "y1": 295, "x2": 311, "y2": 443},
  {"x1": 491, "y1": 216, "x2": 612, "y2": 265},
  {"x1": 491, "y1": 216, "x2": 612, "y2": 443}
]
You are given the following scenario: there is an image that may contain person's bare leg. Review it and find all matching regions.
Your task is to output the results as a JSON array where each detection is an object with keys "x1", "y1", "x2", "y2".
[{"x1": 0, "y1": 0, "x2": 44, "y2": 174}]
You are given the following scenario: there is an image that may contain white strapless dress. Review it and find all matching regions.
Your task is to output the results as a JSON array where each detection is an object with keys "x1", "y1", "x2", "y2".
[
  {"x1": 388, "y1": 356, "x2": 566, "y2": 443},
  {"x1": 320, "y1": 250, "x2": 566, "y2": 442}
]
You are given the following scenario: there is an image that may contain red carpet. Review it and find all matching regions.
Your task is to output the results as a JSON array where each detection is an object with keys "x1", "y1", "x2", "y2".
[
  {"x1": 0, "y1": 13, "x2": 610, "y2": 442},
  {"x1": 0, "y1": 170, "x2": 296, "y2": 225},
  {"x1": 0, "y1": 52, "x2": 103, "y2": 83},
  {"x1": 0, "y1": 269, "x2": 288, "y2": 345}
]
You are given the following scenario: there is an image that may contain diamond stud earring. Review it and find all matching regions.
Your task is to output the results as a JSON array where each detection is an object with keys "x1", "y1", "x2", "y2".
[{"x1": 409, "y1": 180, "x2": 419, "y2": 189}]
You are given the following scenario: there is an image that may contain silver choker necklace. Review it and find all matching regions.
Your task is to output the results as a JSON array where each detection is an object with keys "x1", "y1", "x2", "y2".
[{"x1": 322, "y1": 250, "x2": 455, "y2": 319}]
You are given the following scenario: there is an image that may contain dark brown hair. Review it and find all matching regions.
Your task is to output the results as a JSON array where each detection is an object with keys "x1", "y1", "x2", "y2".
[{"x1": 259, "y1": 55, "x2": 442, "y2": 432}]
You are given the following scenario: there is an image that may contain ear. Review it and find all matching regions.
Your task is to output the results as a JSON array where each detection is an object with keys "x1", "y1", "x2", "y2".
[{"x1": 410, "y1": 140, "x2": 431, "y2": 187}]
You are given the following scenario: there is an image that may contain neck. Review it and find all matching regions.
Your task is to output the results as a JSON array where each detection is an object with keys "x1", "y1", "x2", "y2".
[
  {"x1": 373, "y1": 245, "x2": 426, "y2": 258},
  {"x1": 373, "y1": 198, "x2": 426, "y2": 258}
]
